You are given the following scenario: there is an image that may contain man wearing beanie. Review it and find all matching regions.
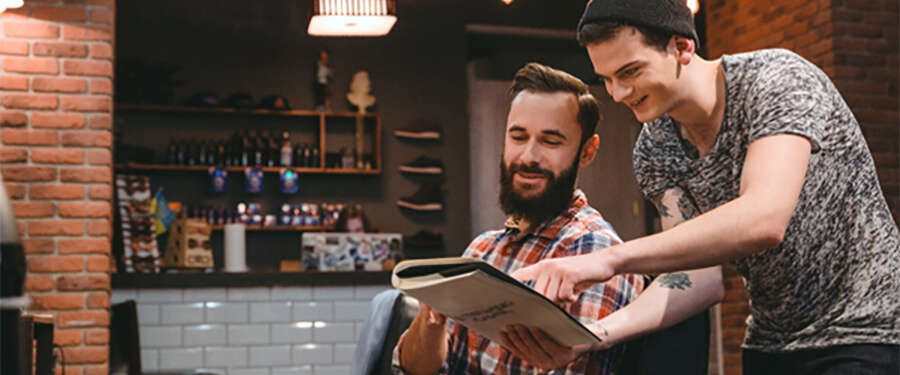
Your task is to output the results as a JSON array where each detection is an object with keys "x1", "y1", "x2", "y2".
[{"x1": 512, "y1": 0, "x2": 900, "y2": 374}]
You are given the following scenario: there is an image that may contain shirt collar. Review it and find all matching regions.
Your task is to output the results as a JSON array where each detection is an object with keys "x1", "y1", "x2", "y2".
[{"x1": 503, "y1": 189, "x2": 588, "y2": 241}]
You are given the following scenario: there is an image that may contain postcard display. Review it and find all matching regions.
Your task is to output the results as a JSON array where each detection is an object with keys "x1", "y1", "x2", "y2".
[{"x1": 116, "y1": 175, "x2": 163, "y2": 272}]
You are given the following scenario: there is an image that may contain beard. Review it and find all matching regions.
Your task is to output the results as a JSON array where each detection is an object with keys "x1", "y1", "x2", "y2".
[{"x1": 499, "y1": 155, "x2": 579, "y2": 226}]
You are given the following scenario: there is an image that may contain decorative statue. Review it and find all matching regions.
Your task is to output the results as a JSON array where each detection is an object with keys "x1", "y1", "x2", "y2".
[
  {"x1": 314, "y1": 49, "x2": 333, "y2": 111},
  {"x1": 346, "y1": 70, "x2": 376, "y2": 114}
]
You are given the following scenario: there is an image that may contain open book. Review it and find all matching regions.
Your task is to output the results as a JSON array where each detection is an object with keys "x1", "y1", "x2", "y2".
[{"x1": 391, "y1": 257, "x2": 602, "y2": 347}]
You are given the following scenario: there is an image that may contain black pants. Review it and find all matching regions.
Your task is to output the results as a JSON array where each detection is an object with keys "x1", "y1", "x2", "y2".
[{"x1": 743, "y1": 344, "x2": 900, "y2": 375}]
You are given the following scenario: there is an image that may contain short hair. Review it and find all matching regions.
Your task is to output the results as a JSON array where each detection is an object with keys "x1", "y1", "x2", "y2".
[
  {"x1": 577, "y1": 21, "x2": 672, "y2": 52},
  {"x1": 508, "y1": 63, "x2": 601, "y2": 147}
]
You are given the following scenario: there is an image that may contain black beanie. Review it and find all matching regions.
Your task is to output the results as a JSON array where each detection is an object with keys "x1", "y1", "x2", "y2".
[{"x1": 578, "y1": 0, "x2": 700, "y2": 49}]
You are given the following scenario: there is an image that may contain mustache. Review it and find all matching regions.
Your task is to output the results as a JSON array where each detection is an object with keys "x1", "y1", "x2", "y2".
[{"x1": 507, "y1": 163, "x2": 552, "y2": 178}]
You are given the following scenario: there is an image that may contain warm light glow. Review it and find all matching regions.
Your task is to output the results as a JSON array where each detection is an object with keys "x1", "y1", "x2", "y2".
[
  {"x1": 687, "y1": 0, "x2": 699, "y2": 15},
  {"x1": 308, "y1": 0, "x2": 397, "y2": 37},
  {"x1": 0, "y1": 0, "x2": 24, "y2": 14},
  {"x1": 308, "y1": 15, "x2": 397, "y2": 36},
  {"x1": 501, "y1": 0, "x2": 514, "y2": 4}
]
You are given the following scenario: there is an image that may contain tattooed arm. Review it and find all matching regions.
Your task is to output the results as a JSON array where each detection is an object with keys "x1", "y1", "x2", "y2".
[{"x1": 583, "y1": 187, "x2": 724, "y2": 348}]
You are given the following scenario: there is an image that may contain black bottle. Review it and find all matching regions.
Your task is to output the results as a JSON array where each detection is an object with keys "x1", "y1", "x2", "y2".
[
  {"x1": 167, "y1": 138, "x2": 177, "y2": 165},
  {"x1": 176, "y1": 139, "x2": 186, "y2": 165},
  {"x1": 311, "y1": 146, "x2": 320, "y2": 168},
  {"x1": 254, "y1": 131, "x2": 265, "y2": 166},
  {"x1": 266, "y1": 133, "x2": 278, "y2": 167},
  {"x1": 216, "y1": 142, "x2": 226, "y2": 167},
  {"x1": 241, "y1": 131, "x2": 252, "y2": 167},
  {"x1": 198, "y1": 140, "x2": 208, "y2": 166}
]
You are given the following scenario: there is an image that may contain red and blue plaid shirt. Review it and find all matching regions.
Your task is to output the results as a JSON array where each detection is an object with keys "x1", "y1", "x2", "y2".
[{"x1": 393, "y1": 190, "x2": 645, "y2": 374}]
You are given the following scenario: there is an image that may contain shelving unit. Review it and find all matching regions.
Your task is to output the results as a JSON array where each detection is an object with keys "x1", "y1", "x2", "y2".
[
  {"x1": 114, "y1": 162, "x2": 380, "y2": 175},
  {"x1": 112, "y1": 103, "x2": 385, "y2": 271},
  {"x1": 209, "y1": 225, "x2": 334, "y2": 232},
  {"x1": 115, "y1": 104, "x2": 382, "y2": 174}
]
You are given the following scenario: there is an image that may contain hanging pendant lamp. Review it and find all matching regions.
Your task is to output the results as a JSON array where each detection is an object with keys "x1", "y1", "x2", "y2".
[{"x1": 308, "y1": 0, "x2": 397, "y2": 37}]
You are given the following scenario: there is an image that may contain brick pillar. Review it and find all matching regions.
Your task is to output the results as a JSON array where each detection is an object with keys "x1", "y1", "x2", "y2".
[
  {"x1": 704, "y1": 0, "x2": 899, "y2": 374},
  {"x1": 1, "y1": 1, "x2": 114, "y2": 374}
]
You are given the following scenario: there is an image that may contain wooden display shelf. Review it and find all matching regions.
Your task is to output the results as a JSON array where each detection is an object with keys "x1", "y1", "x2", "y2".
[
  {"x1": 114, "y1": 163, "x2": 380, "y2": 175},
  {"x1": 115, "y1": 103, "x2": 377, "y2": 119},
  {"x1": 209, "y1": 224, "x2": 334, "y2": 232}
]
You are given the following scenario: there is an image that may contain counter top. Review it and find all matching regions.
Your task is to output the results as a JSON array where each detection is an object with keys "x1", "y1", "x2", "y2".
[{"x1": 111, "y1": 270, "x2": 392, "y2": 289}]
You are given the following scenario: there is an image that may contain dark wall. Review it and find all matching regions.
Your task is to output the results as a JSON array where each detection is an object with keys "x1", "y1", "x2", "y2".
[{"x1": 115, "y1": 0, "x2": 593, "y2": 261}]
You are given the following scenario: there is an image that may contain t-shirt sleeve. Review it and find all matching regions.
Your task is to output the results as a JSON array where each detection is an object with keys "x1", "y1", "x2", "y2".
[
  {"x1": 744, "y1": 51, "x2": 830, "y2": 153},
  {"x1": 633, "y1": 125, "x2": 677, "y2": 203}
]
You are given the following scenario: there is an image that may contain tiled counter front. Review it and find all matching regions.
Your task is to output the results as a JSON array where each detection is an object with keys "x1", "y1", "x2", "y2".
[{"x1": 112, "y1": 281, "x2": 392, "y2": 375}]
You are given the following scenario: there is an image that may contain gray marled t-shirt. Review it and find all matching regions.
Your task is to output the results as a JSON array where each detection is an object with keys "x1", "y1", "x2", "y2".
[{"x1": 633, "y1": 49, "x2": 900, "y2": 352}]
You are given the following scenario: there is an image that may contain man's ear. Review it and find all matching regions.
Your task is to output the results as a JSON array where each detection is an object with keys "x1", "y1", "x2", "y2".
[
  {"x1": 579, "y1": 134, "x2": 600, "y2": 168},
  {"x1": 669, "y1": 35, "x2": 696, "y2": 65}
]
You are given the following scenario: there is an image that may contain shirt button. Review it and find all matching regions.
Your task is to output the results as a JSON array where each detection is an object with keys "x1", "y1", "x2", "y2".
[{"x1": 502, "y1": 247, "x2": 512, "y2": 256}]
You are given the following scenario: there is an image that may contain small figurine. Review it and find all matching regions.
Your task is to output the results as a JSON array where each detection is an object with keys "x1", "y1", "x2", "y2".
[
  {"x1": 346, "y1": 70, "x2": 376, "y2": 114},
  {"x1": 314, "y1": 49, "x2": 333, "y2": 111}
]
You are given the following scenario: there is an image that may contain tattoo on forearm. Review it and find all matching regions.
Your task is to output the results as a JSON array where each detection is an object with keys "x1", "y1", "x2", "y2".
[
  {"x1": 657, "y1": 272, "x2": 693, "y2": 290},
  {"x1": 677, "y1": 194, "x2": 697, "y2": 221},
  {"x1": 657, "y1": 202, "x2": 671, "y2": 218}
]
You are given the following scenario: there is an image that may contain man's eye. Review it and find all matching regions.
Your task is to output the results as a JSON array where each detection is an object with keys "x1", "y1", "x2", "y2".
[
  {"x1": 544, "y1": 139, "x2": 562, "y2": 146},
  {"x1": 510, "y1": 135, "x2": 527, "y2": 141},
  {"x1": 622, "y1": 68, "x2": 639, "y2": 77}
]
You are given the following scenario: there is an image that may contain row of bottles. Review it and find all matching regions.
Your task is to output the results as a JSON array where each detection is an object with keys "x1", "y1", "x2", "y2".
[{"x1": 166, "y1": 130, "x2": 320, "y2": 168}]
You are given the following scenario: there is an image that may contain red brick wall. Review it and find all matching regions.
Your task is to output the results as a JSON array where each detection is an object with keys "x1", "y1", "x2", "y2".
[
  {"x1": 1, "y1": 1, "x2": 114, "y2": 374},
  {"x1": 705, "y1": 0, "x2": 899, "y2": 374}
]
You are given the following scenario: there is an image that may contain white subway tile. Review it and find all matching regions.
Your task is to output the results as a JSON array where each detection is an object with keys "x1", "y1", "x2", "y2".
[
  {"x1": 292, "y1": 344, "x2": 333, "y2": 366},
  {"x1": 140, "y1": 326, "x2": 182, "y2": 348},
  {"x1": 184, "y1": 324, "x2": 227, "y2": 347},
  {"x1": 271, "y1": 286, "x2": 313, "y2": 301},
  {"x1": 207, "y1": 302, "x2": 249, "y2": 324},
  {"x1": 312, "y1": 286, "x2": 353, "y2": 301},
  {"x1": 161, "y1": 303, "x2": 206, "y2": 325},
  {"x1": 292, "y1": 302, "x2": 333, "y2": 322},
  {"x1": 354, "y1": 323, "x2": 363, "y2": 342},
  {"x1": 313, "y1": 322, "x2": 354, "y2": 343},
  {"x1": 333, "y1": 301, "x2": 370, "y2": 321},
  {"x1": 184, "y1": 288, "x2": 228, "y2": 302},
  {"x1": 111, "y1": 289, "x2": 136, "y2": 304},
  {"x1": 272, "y1": 366, "x2": 313, "y2": 375},
  {"x1": 137, "y1": 289, "x2": 183, "y2": 303},
  {"x1": 159, "y1": 347, "x2": 204, "y2": 370},
  {"x1": 204, "y1": 346, "x2": 248, "y2": 368},
  {"x1": 251, "y1": 302, "x2": 292, "y2": 323},
  {"x1": 333, "y1": 343, "x2": 356, "y2": 365},
  {"x1": 141, "y1": 349, "x2": 159, "y2": 372},
  {"x1": 137, "y1": 304, "x2": 160, "y2": 326},
  {"x1": 230, "y1": 369, "x2": 270, "y2": 375},
  {"x1": 271, "y1": 323, "x2": 313, "y2": 345},
  {"x1": 354, "y1": 285, "x2": 391, "y2": 301},
  {"x1": 228, "y1": 324, "x2": 270, "y2": 345},
  {"x1": 250, "y1": 345, "x2": 292, "y2": 367},
  {"x1": 228, "y1": 287, "x2": 271, "y2": 302},
  {"x1": 313, "y1": 365, "x2": 351, "y2": 375}
]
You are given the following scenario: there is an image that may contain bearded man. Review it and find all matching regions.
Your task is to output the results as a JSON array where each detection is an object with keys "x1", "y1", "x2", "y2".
[{"x1": 391, "y1": 62, "x2": 645, "y2": 375}]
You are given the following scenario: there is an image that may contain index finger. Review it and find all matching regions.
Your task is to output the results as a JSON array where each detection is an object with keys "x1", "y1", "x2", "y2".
[{"x1": 510, "y1": 264, "x2": 538, "y2": 282}]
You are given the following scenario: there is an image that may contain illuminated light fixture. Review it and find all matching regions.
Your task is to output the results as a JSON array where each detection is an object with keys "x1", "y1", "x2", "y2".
[
  {"x1": 0, "y1": 0, "x2": 24, "y2": 14},
  {"x1": 686, "y1": 0, "x2": 699, "y2": 15},
  {"x1": 501, "y1": 0, "x2": 514, "y2": 4},
  {"x1": 308, "y1": 0, "x2": 397, "y2": 37}
]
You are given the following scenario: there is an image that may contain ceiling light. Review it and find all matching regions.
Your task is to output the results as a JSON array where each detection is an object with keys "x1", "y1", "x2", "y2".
[
  {"x1": 687, "y1": 0, "x2": 699, "y2": 15},
  {"x1": 308, "y1": 0, "x2": 397, "y2": 37},
  {"x1": 0, "y1": 0, "x2": 24, "y2": 14}
]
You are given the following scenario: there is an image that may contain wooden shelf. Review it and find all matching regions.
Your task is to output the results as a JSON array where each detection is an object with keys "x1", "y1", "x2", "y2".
[
  {"x1": 114, "y1": 163, "x2": 380, "y2": 175},
  {"x1": 209, "y1": 224, "x2": 333, "y2": 232},
  {"x1": 115, "y1": 103, "x2": 377, "y2": 119}
]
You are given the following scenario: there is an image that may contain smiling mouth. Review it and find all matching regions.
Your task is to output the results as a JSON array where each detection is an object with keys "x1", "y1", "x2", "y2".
[{"x1": 630, "y1": 96, "x2": 647, "y2": 108}]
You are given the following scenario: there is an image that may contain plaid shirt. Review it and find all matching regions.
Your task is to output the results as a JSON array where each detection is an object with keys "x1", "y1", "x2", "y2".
[{"x1": 393, "y1": 190, "x2": 645, "y2": 374}]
